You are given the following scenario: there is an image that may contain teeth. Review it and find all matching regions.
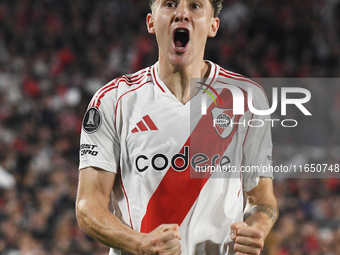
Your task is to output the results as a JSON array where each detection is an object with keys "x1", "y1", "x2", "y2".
[{"x1": 177, "y1": 28, "x2": 187, "y2": 33}]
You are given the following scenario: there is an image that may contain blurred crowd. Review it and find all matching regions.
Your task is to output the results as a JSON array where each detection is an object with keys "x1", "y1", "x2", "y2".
[{"x1": 0, "y1": 0, "x2": 339, "y2": 254}]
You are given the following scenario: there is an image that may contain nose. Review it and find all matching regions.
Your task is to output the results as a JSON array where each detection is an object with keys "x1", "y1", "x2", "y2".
[{"x1": 174, "y1": 3, "x2": 189, "y2": 22}]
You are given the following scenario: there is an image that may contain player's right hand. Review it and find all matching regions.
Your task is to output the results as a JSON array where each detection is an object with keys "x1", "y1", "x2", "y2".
[{"x1": 138, "y1": 224, "x2": 181, "y2": 255}]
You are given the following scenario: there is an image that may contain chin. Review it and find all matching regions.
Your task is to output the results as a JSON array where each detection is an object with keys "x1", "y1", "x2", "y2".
[{"x1": 168, "y1": 54, "x2": 192, "y2": 70}]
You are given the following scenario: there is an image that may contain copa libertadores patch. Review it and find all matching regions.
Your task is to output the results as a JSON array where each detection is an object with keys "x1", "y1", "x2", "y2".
[{"x1": 82, "y1": 107, "x2": 102, "y2": 134}]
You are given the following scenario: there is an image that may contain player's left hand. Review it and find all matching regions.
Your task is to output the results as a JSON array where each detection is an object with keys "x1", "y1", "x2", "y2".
[{"x1": 229, "y1": 222, "x2": 264, "y2": 255}]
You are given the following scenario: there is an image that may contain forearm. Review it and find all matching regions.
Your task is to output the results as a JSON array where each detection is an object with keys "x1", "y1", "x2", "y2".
[
  {"x1": 76, "y1": 168, "x2": 181, "y2": 255},
  {"x1": 243, "y1": 200, "x2": 278, "y2": 239},
  {"x1": 230, "y1": 178, "x2": 277, "y2": 254},
  {"x1": 76, "y1": 197, "x2": 143, "y2": 254}
]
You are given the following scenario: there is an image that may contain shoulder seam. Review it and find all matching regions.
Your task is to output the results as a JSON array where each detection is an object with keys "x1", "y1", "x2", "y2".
[
  {"x1": 218, "y1": 69, "x2": 268, "y2": 105},
  {"x1": 91, "y1": 67, "x2": 151, "y2": 108}
]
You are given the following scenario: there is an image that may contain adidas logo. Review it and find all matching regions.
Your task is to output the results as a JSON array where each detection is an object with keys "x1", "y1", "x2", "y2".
[{"x1": 131, "y1": 115, "x2": 158, "y2": 133}]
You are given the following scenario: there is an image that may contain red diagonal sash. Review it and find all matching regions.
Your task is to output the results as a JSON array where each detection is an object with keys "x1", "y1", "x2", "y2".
[{"x1": 140, "y1": 88, "x2": 248, "y2": 233}]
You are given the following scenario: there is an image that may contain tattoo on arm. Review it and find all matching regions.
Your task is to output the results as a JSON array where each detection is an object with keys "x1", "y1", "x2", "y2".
[{"x1": 244, "y1": 204, "x2": 278, "y2": 223}]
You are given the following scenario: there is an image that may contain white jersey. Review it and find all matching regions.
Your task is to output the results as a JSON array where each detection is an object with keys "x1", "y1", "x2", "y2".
[{"x1": 79, "y1": 61, "x2": 273, "y2": 255}]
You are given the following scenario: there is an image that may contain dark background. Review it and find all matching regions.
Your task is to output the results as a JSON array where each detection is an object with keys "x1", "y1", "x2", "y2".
[{"x1": 0, "y1": 0, "x2": 339, "y2": 254}]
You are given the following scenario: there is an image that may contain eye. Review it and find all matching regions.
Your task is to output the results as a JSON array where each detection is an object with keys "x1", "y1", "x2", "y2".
[
  {"x1": 165, "y1": 1, "x2": 177, "y2": 8},
  {"x1": 191, "y1": 3, "x2": 201, "y2": 9}
]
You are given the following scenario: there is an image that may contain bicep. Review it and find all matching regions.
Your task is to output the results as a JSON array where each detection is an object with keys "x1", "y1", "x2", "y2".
[{"x1": 77, "y1": 167, "x2": 116, "y2": 208}]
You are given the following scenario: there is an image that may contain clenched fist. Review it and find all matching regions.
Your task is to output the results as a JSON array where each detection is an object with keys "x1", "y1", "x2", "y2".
[
  {"x1": 230, "y1": 222, "x2": 264, "y2": 255},
  {"x1": 138, "y1": 224, "x2": 182, "y2": 255}
]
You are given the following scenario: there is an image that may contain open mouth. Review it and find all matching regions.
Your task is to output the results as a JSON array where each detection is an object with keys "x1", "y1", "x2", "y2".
[{"x1": 173, "y1": 28, "x2": 190, "y2": 52}]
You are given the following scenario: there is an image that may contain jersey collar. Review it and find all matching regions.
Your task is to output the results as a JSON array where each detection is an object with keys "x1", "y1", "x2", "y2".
[{"x1": 151, "y1": 61, "x2": 220, "y2": 95}]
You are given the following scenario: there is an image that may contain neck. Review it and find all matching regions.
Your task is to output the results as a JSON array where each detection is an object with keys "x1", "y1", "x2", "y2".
[{"x1": 157, "y1": 58, "x2": 210, "y2": 105}]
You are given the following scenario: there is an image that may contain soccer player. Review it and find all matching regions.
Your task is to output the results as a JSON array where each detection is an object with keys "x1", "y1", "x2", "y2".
[{"x1": 76, "y1": 0, "x2": 278, "y2": 254}]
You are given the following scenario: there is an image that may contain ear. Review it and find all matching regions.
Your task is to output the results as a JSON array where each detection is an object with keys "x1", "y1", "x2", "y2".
[
  {"x1": 146, "y1": 13, "x2": 156, "y2": 34},
  {"x1": 208, "y1": 17, "x2": 220, "y2": 37}
]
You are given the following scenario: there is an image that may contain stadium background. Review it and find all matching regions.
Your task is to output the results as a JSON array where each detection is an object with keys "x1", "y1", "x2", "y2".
[{"x1": 0, "y1": 0, "x2": 340, "y2": 254}]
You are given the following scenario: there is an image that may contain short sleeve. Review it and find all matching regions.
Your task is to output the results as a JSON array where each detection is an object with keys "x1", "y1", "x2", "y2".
[
  {"x1": 79, "y1": 94, "x2": 120, "y2": 174},
  {"x1": 242, "y1": 87, "x2": 273, "y2": 192}
]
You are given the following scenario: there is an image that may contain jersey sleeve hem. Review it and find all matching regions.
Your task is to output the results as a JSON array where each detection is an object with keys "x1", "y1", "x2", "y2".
[
  {"x1": 79, "y1": 159, "x2": 118, "y2": 173},
  {"x1": 243, "y1": 177, "x2": 259, "y2": 192},
  {"x1": 243, "y1": 172, "x2": 274, "y2": 192}
]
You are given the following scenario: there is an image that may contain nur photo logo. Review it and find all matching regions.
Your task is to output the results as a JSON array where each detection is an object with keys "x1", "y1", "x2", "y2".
[
  {"x1": 197, "y1": 80, "x2": 312, "y2": 128},
  {"x1": 197, "y1": 82, "x2": 222, "y2": 109}
]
